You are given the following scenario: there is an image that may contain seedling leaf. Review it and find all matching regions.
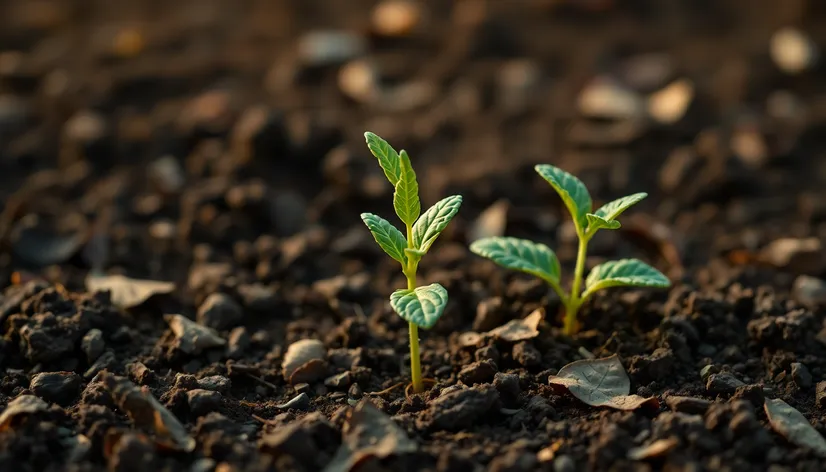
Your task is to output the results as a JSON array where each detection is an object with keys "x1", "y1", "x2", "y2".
[
  {"x1": 411, "y1": 195, "x2": 463, "y2": 253},
  {"x1": 535, "y1": 164, "x2": 592, "y2": 231},
  {"x1": 764, "y1": 398, "x2": 826, "y2": 457},
  {"x1": 469, "y1": 236, "x2": 561, "y2": 284},
  {"x1": 390, "y1": 283, "x2": 448, "y2": 329},
  {"x1": 584, "y1": 258, "x2": 670, "y2": 294},
  {"x1": 361, "y1": 213, "x2": 408, "y2": 264},
  {"x1": 364, "y1": 132, "x2": 401, "y2": 186},
  {"x1": 393, "y1": 150, "x2": 421, "y2": 226},
  {"x1": 594, "y1": 192, "x2": 647, "y2": 221},
  {"x1": 586, "y1": 213, "x2": 622, "y2": 232},
  {"x1": 548, "y1": 355, "x2": 659, "y2": 411}
]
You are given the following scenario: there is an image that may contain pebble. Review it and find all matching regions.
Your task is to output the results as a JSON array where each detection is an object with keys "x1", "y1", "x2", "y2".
[
  {"x1": 458, "y1": 359, "x2": 498, "y2": 385},
  {"x1": 731, "y1": 125, "x2": 769, "y2": 169},
  {"x1": 282, "y1": 339, "x2": 327, "y2": 384},
  {"x1": 770, "y1": 27, "x2": 818, "y2": 74},
  {"x1": 577, "y1": 77, "x2": 643, "y2": 119},
  {"x1": 760, "y1": 237, "x2": 823, "y2": 274},
  {"x1": 166, "y1": 315, "x2": 226, "y2": 355},
  {"x1": 270, "y1": 191, "x2": 308, "y2": 237},
  {"x1": 791, "y1": 362, "x2": 812, "y2": 389},
  {"x1": 197, "y1": 293, "x2": 243, "y2": 330},
  {"x1": 148, "y1": 156, "x2": 185, "y2": 194},
  {"x1": 493, "y1": 372, "x2": 521, "y2": 398},
  {"x1": 792, "y1": 275, "x2": 826, "y2": 307},
  {"x1": 197, "y1": 376, "x2": 231, "y2": 394},
  {"x1": 468, "y1": 200, "x2": 509, "y2": 243},
  {"x1": 30, "y1": 371, "x2": 81, "y2": 406},
  {"x1": 512, "y1": 342, "x2": 541, "y2": 367},
  {"x1": 324, "y1": 372, "x2": 352, "y2": 389},
  {"x1": 706, "y1": 373, "x2": 745, "y2": 394},
  {"x1": 338, "y1": 59, "x2": 379, "y2": 103},
  {"x1": 187, "y1": 389, "x2": 223, "y2": 417},
  {"x1": 553, "y1": 455, "x2": 576, "y2": 472},
  {"x1": 298, "y1": 31, "x2": 366, "y2": 67},
  {"x1": 475, "y1": 345, "x2": 500, "y2": 364},
  {"x1": 81, "y1": 329, "x2": 105, "y2": 363},
  {"x1": 647, "y1": 78, "x2": 694, "y2": 125},
  {"x1": 226, "y1": 327, "x2": 251, "y2": 359},
  {"x1": 816, "y1": 382, "x2": 826, "y2": 408},
  {"x1": 665, "y1": 395, "x2": 711, "y2": 415},
  {"x1": 371, "y1": 0, "x2": 421, "y2": 37},
  {"x1": 237, "y1": 283, "x2": 279, "y2": 311}
]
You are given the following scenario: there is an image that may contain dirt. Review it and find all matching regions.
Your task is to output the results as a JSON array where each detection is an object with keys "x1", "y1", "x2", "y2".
[{"x1": 3, "y1": 0, "x2": 826, "y2": 471}]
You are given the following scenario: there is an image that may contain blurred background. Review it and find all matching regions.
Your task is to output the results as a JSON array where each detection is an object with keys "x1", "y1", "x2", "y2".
[{"x1": 1, "y1": 0, "x2": 826, "y2": 289}]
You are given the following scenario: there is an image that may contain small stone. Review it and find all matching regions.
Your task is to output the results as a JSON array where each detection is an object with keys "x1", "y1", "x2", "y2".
[
  {"x1": 30, "y1": 371, "x2": 81, "y2": 406},
  {"x1": 706, "y1": 373, "x2": 745, "y2": 395},
  {"x1": 732, "y1": 384, "x2": 765, "y2": 408},
  {"x1": 237, "y1": 283, "x2": 279, "y2": 311},
  {"x1": 760, "y1": 237, "x2": 823, "y2": 274},
  {"x1": 578, "y1": 77, "x2": 643, "y2": 119},
  {"x1": 166, "y1": 315, "x2": 225, "y2": 355},
  {"x1": 148, "y1": 156, "x2": 185, "y2": 194},
  {"x1": 294, "y1": 383, "x2": 311, "y2": 395},
  {"x1": 731, "y1": 126, "x2": 769, "y2": 169},
  {"x1": 473, "y1": 297, "x2": 505, "y2": 332},
  {"x1": 475, "y1": 345, "x2": 500, "y2": 364},
  {"x1": 647, "y1": 78, "x2": 694, "y2": 125},
  {"x1": 81, "y1": 329, "x2": 105, "y2": 363},
  {"x1": 791, "y1": 362, "x2": 813, "y2": 388},
  {"x1": 665, "y1": 395, "x2": 712, "y2": 415},
  {"x1": 282, "y1": 339, "x2": 327, "y2": 385},
  {"x1": 371, "y1": 0, "x2": 421, "y2": 37},
  {"x1": 816, "y1": 382, "x2": 826, "y2": 408},
  {"x1": 226, "y1": 327, "x2": 251, "y2": 359},
  {"x1": 770, "y1": 27, "x2": 818, "y2": 74},
  {"x1": 512, "y1": 342, "x2": 541, "y2": 367},
  {"x1": 270, "y1": 191, "x2": 307, "y2": 237},
  {"x1": 469, "y1": 200, "x2": 509, "y2": 243},
  {"x1": 792, "y1": 276, "x2": 826, "y2": 307},
  {"x1": 493, "y1": 372, "x2": 520, "y2": 398},
  {"x1": 187, "y1": 389, "x2": 222, "y2": 417},
  {"x1": 338, "y1": 59, "x2": 378, "y2": 103},
  {"x1": 297, "y1": 31, "x2": 366, "y2": 67},
  {"x1": 553, "y1": 455, "x2": 576, "y2": 472},
  {"x1": 175, "y1": 373, "x2": 199, "y2": 390},
  {"x1": 324, "y1": 372, "x2": 352, "y2": 389},
  {"x1": 197, "y1": 376, "x2": 231, "y2": 394},
  {"x1": 458, "y1": 359, "x2": 498, "y2": 385},
  {"x1": 197, "y1": 293, "x2": 243, "y2": 330}
]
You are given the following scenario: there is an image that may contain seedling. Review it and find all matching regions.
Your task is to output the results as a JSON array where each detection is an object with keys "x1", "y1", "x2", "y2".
[
  {"x1": 470, "y1": 164, "x2": 670, "y2": 336},
  {"x1": 361, "y1": 132, "x2": 462, "y2": 394}
]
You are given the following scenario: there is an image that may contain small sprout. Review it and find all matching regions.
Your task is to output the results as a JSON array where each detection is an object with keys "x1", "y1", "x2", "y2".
[
  {"x1": 361, "y1": 132, "x2": 463, "y2": 393},
  {"x1": 470, "y1": 164, "x2": 670, "y2": 336}
]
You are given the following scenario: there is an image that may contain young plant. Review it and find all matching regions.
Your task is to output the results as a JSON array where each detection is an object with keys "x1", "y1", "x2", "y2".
[
  {"x1": 360, "y1": 132, "x2": 463, "y2": 394},
  {"x1": 469, "y1": 164, "x2": 670, "y2": 336}
]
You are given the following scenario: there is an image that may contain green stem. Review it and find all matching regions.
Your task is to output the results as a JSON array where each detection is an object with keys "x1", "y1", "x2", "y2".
[
  {"x1": 564, "y1": 232, "x2": 590, "y2": 336},
  {"x1": 405, "y1": 225, "x2": 424, "y2": 394}
]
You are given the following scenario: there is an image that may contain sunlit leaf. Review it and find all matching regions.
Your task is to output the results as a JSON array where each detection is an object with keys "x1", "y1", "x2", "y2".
[
  {"x1": 390, "y1": 283, "x2": 448, "y2": 329},
  {"x1": 361, "y1": 213, "x2": 407, "y2": 264},
  {"x1": 364, "y1": 132, "x2": 401, "y2": 186},
  {"x1": 411, "y1": 195, "x2": 463, "y2": 253},
  {"x1": 534, "y1": 164, "x2": 592, "y2": 231},
  {"x1": 584, "y1": 258, "x2": 670, "y2": 294},
  {"x1": 469, "y1": 236, "x2": 561, "y2": 284},
  {"x1": 585, "y1": 213, "x2": 622, "y2": 232},
  {"x1": 393, "y1": 150, "x2": 420, "y2": 226}
]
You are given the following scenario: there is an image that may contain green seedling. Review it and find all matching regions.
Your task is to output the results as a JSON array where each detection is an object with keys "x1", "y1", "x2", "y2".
[
  {"x1": 361, "y1": 132, "x2": 463, "y2": 394},
  {"x1": 470, "y1": 164, "x2": 670, "y2": 336}
]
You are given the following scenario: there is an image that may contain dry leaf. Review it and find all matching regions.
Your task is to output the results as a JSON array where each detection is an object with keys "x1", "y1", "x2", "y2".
[
  {"x1": 86, "y1": 274, "x2": 175, "y2": 309},
  {"x1": 323, "y1": 399, "x2": 417, "y2": 472},
  {"x1": 627, "y1": 438, "x2": 679, "y2": 460},
  {"x1": 0, "y1": 395, "x2": 48, "y2": 431},
  {"x1": 486, "y1": 308, "x2": 543, "y2": 342},
  {"x1": 549, "y1": 355, "x2": 659, "y2": 410},
  {"x1": 166, "y1": 314, "x2": 225, "y2": 354},
  {"x1": 101, "y1": 372, "x2": 195, "y2": 452},
  {"x1": 764, "y1": 398, "x2": 826, "y2": 457}
]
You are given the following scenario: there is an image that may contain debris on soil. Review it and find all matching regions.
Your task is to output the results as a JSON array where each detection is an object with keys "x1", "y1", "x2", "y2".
[
  {"x1": 0, "y1": 395, "x2": 49, "y2": 431},
  {"x1": 764, "y1": 398, "x2": 826, "y2": 457},
  {"x1": 282, "y1": 339, "x2": 328, "y2": 385},
  {"x1": 549, "y1": 355, "x2": 658, "y2": 410},
  {"x1": 166, "y1": 314, "x2": 226, "y2": 355},
  {"x1": 86, "y1": 274, "x2": 175, "y2": 309},
  {"x1": 486, "y1": 308, "x2": 543, "y2": 342}
]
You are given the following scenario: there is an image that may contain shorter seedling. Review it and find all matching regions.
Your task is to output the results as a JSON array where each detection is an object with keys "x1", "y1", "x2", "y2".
[
  {"x1": 361, "y1": 132, "x2": 463, "y2": 394},
  {"x1": 470, "y1": 164, "x2": 670, "y2": 335}
]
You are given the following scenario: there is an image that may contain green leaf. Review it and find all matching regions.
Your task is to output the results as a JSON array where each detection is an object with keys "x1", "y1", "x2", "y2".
[
  {"x1": 584, "y1": 258, "x2": 670, "y2": 294},
  {"x1": 411, "y1": 195, "x2": 463, "y2": 253},
  {"x1": 535, "y1": 164, "x2": 592, "y2": 231},
  {"x1": 393, "y1": 150, "x2": 421, "y2": 226},
  {"x1": 364, "y1": 132, "x2": 401, "y2": 186},
  {"x1": 594, "y1": 192, "x2": 647, "y2": 221},
  {"x1": 390, "y1": 283, "x2": 448, "y2": 329},
  {"x1": 360, "y1": 213, "x2": 407, "y2": 264},
  {"x1": 586, "y1": 213, "x2": 622, "y2": 232},
  {"x1": 469, "y1": 237, "x2": 561, "y2": 285}
]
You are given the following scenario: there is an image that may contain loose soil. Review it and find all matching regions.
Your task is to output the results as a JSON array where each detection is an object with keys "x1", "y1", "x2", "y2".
[{"x1": 2, "y1": 1, "x2": 826, "y2": 471}]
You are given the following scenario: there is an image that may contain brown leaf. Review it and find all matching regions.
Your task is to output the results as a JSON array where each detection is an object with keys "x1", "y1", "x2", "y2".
[
  {"x1": 0, "y1": 395, "x2": 48, "y2": 431},
  {"x1": 86, "y1": 274, "x2": 174, "y2": 309},
  {"x1": 549, "y1": 355, "x2": 659, "y2": 410},
  {"x1": 101, "y1": 372, "x2": 195, "y2": 452},
  {"x1": 764, "y1": 398, "x2": 826, "y2": 457},
  {"x1": 322, "y1": 399, "x2": 417, "y2": 472},
  {"x1": 486, "y1": 308, "x2": 543, "y2": 342},
  {"x1": 165, "y1": 314, "x2": 225, "y2": 355}
]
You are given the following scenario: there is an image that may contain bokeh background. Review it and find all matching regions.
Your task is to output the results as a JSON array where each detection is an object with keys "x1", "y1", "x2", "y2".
[{"x1": 1, "y1": 0, "x2": 826, "y2": 287}]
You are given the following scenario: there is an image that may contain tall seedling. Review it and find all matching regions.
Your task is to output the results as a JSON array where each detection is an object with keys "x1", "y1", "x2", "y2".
[{"x1": 361, "y1": 132, "x2": 462, "y2": 393}]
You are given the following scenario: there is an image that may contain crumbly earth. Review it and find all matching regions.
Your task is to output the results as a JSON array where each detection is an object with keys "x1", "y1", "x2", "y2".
[{"x1": 2, "y1": 1, "x2": 826, "y2": 471}]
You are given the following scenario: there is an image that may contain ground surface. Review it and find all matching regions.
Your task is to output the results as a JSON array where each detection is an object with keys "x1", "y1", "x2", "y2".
[{"x1": 2, "y1": 0, "x2": 826, "y2": 471}]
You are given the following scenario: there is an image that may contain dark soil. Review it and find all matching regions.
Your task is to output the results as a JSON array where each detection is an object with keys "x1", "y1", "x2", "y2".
[{"x1": 3, "y1": 0, "x2": 826, "y2": 471}]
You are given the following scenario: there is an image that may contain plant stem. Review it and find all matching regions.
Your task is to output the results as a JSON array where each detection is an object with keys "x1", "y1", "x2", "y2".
[
  {"x1": 405, "y1": 225, "x2": 424, "y2": 394},
  {"x1": 564, "y1": 232, "x2": 590, "y2": 336}
]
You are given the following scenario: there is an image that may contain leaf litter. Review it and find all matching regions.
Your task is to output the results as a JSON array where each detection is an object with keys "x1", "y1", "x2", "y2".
[
  {"x1": 548, "y1": 354, "x2": 658, "y2": 410},
  {"x1": 764, "y1": 398, "x2": 826, "y2": 457},
  {"x1": 86, "y1": 273, "x2": 175, "y2": 309}
]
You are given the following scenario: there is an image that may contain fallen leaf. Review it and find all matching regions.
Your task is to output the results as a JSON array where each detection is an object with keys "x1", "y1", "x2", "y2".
[
  {"x1": 86, "y1": 274, "x2": 174, "y2": 309},
  {"x1": 764, "y1": 398, "x2": 826, "y2": 457},
  {"x1": 323, "y1": 399, "x2": 417, "y2": 472},
  {"x1": 165, "y1": 314, "x2": 225, "y2": 354},
  {"x1": 101, "y1": 372, "x2": 195, "y2": 452},
  {"x1": 548, "y1": 355, "x2": 659, "y2": 410},
  {"x1": 0, "y1": 395, "x2": 48, "y2": 431},
  {"x1": 627, "y1": 438, "x2": 679, "y2": 460},
  {"x1": 486, "y1": 308, "x2": 543, "y2": 342}
]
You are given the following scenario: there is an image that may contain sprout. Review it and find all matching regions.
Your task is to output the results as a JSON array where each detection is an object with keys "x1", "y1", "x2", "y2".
[
  {"x1": 361, "y1": 132, "x2": 462, "y2": 393},
  {"x1": 470, "y1": 164, "x2": 670, "y2": 335}
]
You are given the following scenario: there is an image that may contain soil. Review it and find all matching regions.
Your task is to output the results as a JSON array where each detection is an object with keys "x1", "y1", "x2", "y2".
[{"x1": 3, "y1": 0, "x2": 826, "y2": 471}]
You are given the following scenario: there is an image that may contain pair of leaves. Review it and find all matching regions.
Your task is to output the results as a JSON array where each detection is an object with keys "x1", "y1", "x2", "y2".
[
  {"x1": 534, "y1": 164, "x2": 646, "y2": 235},
  {"x1": 469, "y1": 237, "x2": 669, "y2": 296}
]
